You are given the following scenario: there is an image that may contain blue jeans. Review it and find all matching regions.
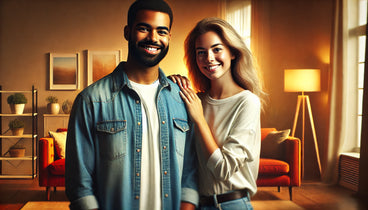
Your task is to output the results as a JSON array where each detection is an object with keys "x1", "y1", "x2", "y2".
[{"x1": 199, "y1": 196, "x2": 253, "y2": 210}]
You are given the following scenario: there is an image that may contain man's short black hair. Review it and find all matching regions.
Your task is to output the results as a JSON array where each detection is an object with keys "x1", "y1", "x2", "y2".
[{"x1": 128, "y1": 0, "x2": 173, "y2": 29}]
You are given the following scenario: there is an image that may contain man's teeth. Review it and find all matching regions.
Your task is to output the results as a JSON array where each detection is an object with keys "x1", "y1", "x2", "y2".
[{"x1": 145, "y1": 47, "x2": 158, "y2": 51}]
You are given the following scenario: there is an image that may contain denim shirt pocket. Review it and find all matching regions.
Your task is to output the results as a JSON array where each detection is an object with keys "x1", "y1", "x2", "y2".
[
  {"x1": 96, "y1": 120, "x2": 127, "y2": 160},
  {"x1": 173, "y1": 118, "x2": 189, "y2": 157}
]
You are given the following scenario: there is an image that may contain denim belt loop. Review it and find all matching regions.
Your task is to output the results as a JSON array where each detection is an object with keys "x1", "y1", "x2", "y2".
[{"x1": 213, "y1": 194, "x2": 219, "y2": 208}]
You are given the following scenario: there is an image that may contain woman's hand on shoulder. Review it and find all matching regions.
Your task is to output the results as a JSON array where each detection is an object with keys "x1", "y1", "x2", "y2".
[{"x1": 168, "y1": 74, "x2": 191, "y2": 90}]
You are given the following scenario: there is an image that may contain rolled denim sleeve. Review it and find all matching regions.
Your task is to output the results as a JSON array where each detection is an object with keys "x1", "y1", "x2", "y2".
[
  {"x1": 66, "y1": 94, "x2": 99, "y2": 210},
  {"x1": 181, "y1": 125, "x2": 199, "y2": 206}
]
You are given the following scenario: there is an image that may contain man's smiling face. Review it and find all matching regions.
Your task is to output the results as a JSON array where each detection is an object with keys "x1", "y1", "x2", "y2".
[{"x1": 126, "y1": 9, "x2": 171, "y2": 67}]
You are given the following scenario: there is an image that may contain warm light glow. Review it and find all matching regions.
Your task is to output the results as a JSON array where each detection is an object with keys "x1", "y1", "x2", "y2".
[{"x1": 284, "y1": 69, "x2": 321, "y2": 92}]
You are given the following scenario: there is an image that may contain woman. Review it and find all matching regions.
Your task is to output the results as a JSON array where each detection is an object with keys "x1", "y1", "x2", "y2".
[{"x1": 170, "y1": 17, "x2": 265, "y2": 210}]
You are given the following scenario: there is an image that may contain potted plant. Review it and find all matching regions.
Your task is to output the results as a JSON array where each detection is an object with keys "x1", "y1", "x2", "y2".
[
  {"x1": 8, "y1": 119, "x2": 25, "y2": 136},
  {"x1": 7, "y1": 93, "x2": 27, "y2": 114},
  {"x1": 8, "y1": 143, "x2": 26, "y2": 157},
  {"x1": 62, "y1": 100, "x2": 72, "y2": 114},
  {"x1": 46, "y1": 95, "x2": 60, "y2": 114}
]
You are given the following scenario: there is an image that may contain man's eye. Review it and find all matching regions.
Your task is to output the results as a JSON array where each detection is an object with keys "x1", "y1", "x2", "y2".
[
  {"x1": 138, "y1": 27, "x2": 149, "y2": 32},
  {"x1": 158, "y1": 30, "x2": 169, "y2": 35}
]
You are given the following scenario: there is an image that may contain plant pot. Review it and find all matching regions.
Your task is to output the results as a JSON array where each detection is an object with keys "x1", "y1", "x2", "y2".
[
  {"x1": 47, "y1": 103, "x2": 60, "y2": 114},
  {"x1": 9, "y1": 148, "x2": 26, "y2": 157},
  {"x1": 11, "y1": 127, "x2": 24, "y2": 136},
  {"x1": 10, "y1": 104, "x2": 25, "y2": 114}
]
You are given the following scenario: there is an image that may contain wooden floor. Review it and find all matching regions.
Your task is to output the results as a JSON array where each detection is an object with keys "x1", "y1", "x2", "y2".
[{"x1": 0, "y1": 178, "x2": 367, "y2": 210}]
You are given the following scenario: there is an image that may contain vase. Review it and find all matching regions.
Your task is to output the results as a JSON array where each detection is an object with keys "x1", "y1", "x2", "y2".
[
  {"x1": 9, "y1": 148, "x2": 26, "y2": 157},
  {"x1": 10, "y1": 104, "x2": 25, "y2": 114},
  {"x1": 47, "y1": 103, "x2": 60, "y2": 114},
  {"x1": 11, "y1": 127, "x2": 24, "y2": 136}
]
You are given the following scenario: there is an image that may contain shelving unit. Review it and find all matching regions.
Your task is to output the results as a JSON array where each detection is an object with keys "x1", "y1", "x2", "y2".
[{"x1": 0, "y1": 86, "x2": 38, "y2": 179}]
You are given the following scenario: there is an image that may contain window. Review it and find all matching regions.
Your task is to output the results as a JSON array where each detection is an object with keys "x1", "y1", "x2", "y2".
[
  {"x1": 224, "y1": 0, "x2": 251, "y2": 48},
  {"x1": 357, "y1": 0, "x2": 367, "y2": 148}
]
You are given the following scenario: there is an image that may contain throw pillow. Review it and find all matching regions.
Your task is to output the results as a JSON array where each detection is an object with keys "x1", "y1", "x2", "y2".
[
  {"x1": 49, "y1": 131, "x2": 67, "y2": 159},
  {"x1": 260, "y1": 129, "x2": 290, "y2": 159}
]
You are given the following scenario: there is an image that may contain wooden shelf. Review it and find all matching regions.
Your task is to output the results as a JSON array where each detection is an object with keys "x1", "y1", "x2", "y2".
[
  {"x1": 0, "y1": 156, "x2": 37, "y2": 161},
  {"x1": 0, "y1": 134, "x2": 37, "y2": 139},
  {"x1": 0, "y1": 174, "x2": 37, "y2": 179},
  {"x1": 0, "y1": 113, "x2": 37, "y2": 117}
]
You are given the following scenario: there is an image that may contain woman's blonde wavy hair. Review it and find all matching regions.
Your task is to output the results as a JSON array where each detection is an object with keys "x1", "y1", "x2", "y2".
[{"x1": 184, "y1": 17, "x2": 266, "y2": 107}]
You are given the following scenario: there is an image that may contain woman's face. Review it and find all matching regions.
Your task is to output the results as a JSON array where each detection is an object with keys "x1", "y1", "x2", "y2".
[{"x1": 195, "y1": 31, "x2": 234, "y2": 80}]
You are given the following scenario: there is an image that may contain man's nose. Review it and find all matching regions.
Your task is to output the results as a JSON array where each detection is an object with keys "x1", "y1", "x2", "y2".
[{"x1": 148, "y1": 30, "x2": 158, "y2": 42}]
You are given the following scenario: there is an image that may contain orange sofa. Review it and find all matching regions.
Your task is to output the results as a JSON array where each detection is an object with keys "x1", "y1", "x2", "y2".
[
  {"x1": 39, "y1": 128, "x2": 67, "y2": 200},
  {"x1": 257, "y1": 128, "x2": 301, "y2": 200}
]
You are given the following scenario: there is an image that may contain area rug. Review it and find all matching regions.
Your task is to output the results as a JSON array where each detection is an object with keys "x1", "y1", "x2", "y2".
[
  {"x1": 22, "y1": 200, "x2": 303, "y2": 209},
  {"x1": 21, "y1": 201, "x2": 69, "y2": 210},
  {"x1": 252, "y1": 200, "x2": 304, "y2": 209}
]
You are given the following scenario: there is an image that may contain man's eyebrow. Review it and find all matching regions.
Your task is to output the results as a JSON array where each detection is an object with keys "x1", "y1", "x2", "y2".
[{"x1": 135, "y1": 23, "x2": 169, "y2": 31}]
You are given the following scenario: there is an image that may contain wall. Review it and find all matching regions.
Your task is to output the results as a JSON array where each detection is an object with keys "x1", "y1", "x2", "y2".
[
  {"x1": 0, "y1": 0, "x2": 220, "y2": 174},
  {"x1": 255, "y1": 0, "x2": 333, "y2": 180},
  {"x1": 0, "y1": 0, "x2": 335, "y2": 180}
]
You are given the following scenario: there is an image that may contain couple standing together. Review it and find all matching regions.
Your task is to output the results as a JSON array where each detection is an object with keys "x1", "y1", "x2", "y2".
[{"x1": 65, "y1": 0, "x2": 265, "y2": 210}]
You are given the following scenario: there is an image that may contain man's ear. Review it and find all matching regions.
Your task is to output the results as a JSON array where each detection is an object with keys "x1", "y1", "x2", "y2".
[{"x1": 124, "y1": 25, "x2": 130, "y2": 41}]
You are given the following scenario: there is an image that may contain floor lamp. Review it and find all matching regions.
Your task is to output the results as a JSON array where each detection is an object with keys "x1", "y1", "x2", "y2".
[{"x1": 284, "y1": 69, "x2": 322, "y2": 178}]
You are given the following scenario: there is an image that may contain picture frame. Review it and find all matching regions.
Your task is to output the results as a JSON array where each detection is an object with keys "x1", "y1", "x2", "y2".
[
  {"x1": 49, "y1": 53, "x2": 80, "y2": 90},
  {"x1": 87, "y1": 50, "x2": 122, "y2": 85}
]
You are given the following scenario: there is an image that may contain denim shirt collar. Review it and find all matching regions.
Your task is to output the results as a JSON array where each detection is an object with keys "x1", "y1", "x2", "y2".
[{"x1": 111, "y1": 62, "x2": 171, "y2": 93}]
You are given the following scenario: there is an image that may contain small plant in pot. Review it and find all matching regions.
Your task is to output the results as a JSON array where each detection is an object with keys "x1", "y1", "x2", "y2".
[
  {"x1": 46, "y1": 95, "x2": 60, "y2": 114},
  {"x1": 7, "y1": 93, "x2": 27, "y2": 114},
  {"x1": 8, "y1": 143, "x2": 26, "y2": 157},
  {"x1": 8, "y1": 119, "x2": 25, "y2": 136},
  {"x1": 62, "y1": 100, "x2": 72, "y2": 114}
]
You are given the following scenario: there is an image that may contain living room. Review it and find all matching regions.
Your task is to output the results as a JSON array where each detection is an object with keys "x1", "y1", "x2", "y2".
[{"x1": 0, "y1": 0, "x2": 367, "y2": 209}]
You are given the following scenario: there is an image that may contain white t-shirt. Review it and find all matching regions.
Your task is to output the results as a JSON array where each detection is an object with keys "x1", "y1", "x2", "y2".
[
  {"x1": 196, "y1": 90, "x2": 261, "y2": 197},
  {"x1": 130, "y1": 80, "x2": 161, "y2": 210}
]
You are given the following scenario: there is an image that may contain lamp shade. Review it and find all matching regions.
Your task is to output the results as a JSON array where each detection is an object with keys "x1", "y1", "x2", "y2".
[{"x1": 284, "y1": 69, "x2": 321, "y2": 92}]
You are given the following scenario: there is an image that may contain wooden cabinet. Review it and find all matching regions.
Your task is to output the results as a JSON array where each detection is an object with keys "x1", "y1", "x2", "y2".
[
  {"x1": 43, "y1": 114, "x2": 69, "y2": 136},
  {"x1": 0, "y1": 86, "x2": 38, "y2": 179}
]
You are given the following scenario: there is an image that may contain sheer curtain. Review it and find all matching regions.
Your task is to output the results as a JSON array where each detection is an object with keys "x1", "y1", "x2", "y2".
[{"x1": 324, "y1": 0, "x2": 362, "y2": 183}]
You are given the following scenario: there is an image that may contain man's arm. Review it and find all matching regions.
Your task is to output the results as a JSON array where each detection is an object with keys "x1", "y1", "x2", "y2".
[
  {"x1": 65, "y1": 94, "x2": 99, "y2": 210},
  {"x1": 180, "y1": 202, "x2": 196, "y2": 210},
  {"x1": 180, "y1": 123, "x2": 199, "y2": 207}
]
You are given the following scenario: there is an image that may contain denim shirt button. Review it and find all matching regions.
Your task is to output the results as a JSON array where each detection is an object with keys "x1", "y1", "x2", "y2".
[
  {"x1": 136, "y1": 100, "x2": 140, "y2": 104},
  {"x1": 164, "y1": 171, "x2": 168, "y2": 175},
  {"x1": 136, "y1": 149, "x2": 140, "y2": 153},
  {"x1": 137, "y1": 122, "x2": 141, "y2": 126},
  {"x1": 110, "y1": 127, "x2": 114, "y2": 132},
  {"x1": 165, "y1": 194, "x2": 168, "y2": 198},
  {"x1": 136, "y1": 173, "x2": 140, "y2": 176},
  {"x1": 162, "y1": 121, "x2": 165, "y2": 124},
  {"x1": 135, "y1": 195, "x2": 139, "y2": 200},
  {"x1": 163, "y1": 146, "x2": 167, "y2": 150}
]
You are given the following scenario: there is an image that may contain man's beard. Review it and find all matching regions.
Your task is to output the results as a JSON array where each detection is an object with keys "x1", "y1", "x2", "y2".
[{"x1": 129, "y1": 40, "x2": 169, "y2": 67}]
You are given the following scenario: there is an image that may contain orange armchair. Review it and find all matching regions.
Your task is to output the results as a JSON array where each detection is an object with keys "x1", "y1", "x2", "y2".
[
  {"x1": 256, "y1": 128, "x2": 301, "y2": 200},
  {"x1": 39, "y1": 128, "x2": 66, "y2": 200}
]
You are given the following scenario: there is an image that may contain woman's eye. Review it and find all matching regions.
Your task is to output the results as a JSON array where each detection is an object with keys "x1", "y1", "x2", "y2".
[
  {"x1": 213, "y1": 48, "x2": 222, "y2": 53},
  {"x1": 197, "y1": 51, "x2": 206, "y2": 56}
]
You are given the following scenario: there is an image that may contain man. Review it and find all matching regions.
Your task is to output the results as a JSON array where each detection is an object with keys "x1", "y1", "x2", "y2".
[{"x1": 65, "y1": 0, "x2": 199, "y2": 209}]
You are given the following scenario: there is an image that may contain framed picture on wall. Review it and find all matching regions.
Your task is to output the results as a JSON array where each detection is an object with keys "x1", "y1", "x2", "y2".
[
  {"x1": 87, "y1": 50, "x2": 122, "y2": 85},
  {"x1": 49, "y1": 53, "x2": 80, "y2": 90}
]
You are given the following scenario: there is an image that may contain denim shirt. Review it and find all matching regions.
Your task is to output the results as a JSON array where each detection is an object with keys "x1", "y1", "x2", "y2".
[{"x1": 65, "y1": 62, "x2": 199, "y2": 210}]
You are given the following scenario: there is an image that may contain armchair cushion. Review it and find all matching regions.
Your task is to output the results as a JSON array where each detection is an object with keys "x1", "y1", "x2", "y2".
[
  {"x1": 49, "y1": 131, "x2": 67, "y2": 159},
  {"x1": 258, "y1": 158, "x2": 289, "y2": 175},
  {"x1": 48, "y1": 158, "x2": 66, "y2": 176},
  {"x1": 261, "y1": 129, "x2": 290, "y2": 159}
]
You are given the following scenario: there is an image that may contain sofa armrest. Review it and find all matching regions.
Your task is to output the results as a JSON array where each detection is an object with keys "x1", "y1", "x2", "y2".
[
  {"x1": 283, "y1": 137, "x2": 301, "y2": 186},
  {"x1": 39, "y1": 137, "x2": 55, "y2": 187}
]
